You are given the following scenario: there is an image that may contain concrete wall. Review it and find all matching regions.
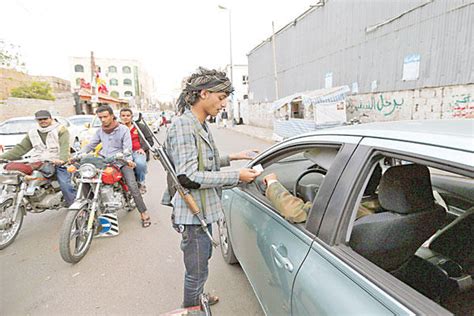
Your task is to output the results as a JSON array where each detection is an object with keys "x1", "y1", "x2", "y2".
[
  {"x1": 0, "y1": 92, "x2": 76, "y2": 121},
  {"x1": 248, "y1": 0, "x2": 474, "y2": 104},
  {"x1": 240, "y1": 84, "x2": 473, "y2": 129},
  {"x1": 346, "y1": 84, "x2": 474, "y2": 122}
]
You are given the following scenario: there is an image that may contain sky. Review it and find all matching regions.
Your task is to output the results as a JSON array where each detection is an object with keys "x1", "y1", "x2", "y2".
[{"x1": 1, "y1": 0, "x2": 315, "y2": 101}]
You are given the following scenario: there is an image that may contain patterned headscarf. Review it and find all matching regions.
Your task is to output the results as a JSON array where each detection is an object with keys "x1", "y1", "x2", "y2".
[{"x1": 176, "y1": 67, "x2": 234, "y2": 114}]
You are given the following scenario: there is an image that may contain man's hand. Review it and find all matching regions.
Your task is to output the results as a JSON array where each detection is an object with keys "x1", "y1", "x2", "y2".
[
  {"x1": 263, "y1": 173, "x2": 278, "y2": 186},
  {"x1": 239, "y1": 168, "x2": 261, "y2": 183},
  {"x1": 230, "y1": 149, "x2": 259, "y2": 161},
  {"x1": 127, "y1": 160, "x2": 136, "y2": 168},
  {"x1": 136, "y1": 149, "x2": 145, "y2": 155},
  {"x1": 51, "y1": 159, "x2": 65, "y2": 165}
]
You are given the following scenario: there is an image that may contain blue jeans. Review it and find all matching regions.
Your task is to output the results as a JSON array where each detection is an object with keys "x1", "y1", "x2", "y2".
[
  {"x1": 132, "y1": 151, "x2": 147, "y2": 184},
  {"x1": 56, "y1": 166, "x2": 76, "y2": 206},
  {"x1": 181, "y1": 224, "x2": 213, "y2": 307}
]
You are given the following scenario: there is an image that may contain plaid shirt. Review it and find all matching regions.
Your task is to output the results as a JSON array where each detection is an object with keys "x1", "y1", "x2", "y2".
[{"x1": 163, "y1": 110, "x2": 240, "y2": 225}]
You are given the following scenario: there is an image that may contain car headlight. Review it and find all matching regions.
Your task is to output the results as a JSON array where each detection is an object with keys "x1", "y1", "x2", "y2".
[{"x1": 79, "y1": 163, "x2": 97, "y2": 178}]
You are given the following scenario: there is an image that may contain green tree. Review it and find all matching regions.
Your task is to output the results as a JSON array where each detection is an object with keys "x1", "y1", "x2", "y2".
[
  {"x1": 10, "y1": 81, "x2": 56, "y2": 101},
  {"x1": 0, "y1": 40, "x2": 26, "y2": 71}
]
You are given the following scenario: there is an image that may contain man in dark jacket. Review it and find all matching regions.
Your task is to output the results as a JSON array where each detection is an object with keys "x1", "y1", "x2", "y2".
[{"x1": 120, "y1": 108, "x2": 154, "y2": 194}]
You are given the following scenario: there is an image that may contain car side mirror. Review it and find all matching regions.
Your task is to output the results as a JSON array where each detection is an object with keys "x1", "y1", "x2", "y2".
[{"x1": 84, "y1": 123, "x2": 91, "y2": 128}]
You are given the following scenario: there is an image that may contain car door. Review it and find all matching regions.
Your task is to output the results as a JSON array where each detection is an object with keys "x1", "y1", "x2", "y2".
[
  {"x1": 227, "y1": 135, "x2": 360, "y2": 315},
  {"x1": 229, "y1": 188, "x2": 314, "y2": 315},
  {"x1": 292, "y1": 138, "x2": 469, "y2": 315}
]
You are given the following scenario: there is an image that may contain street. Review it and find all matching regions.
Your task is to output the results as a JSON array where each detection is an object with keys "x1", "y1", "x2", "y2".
[{"x1": 0, "y1": 125, "x2": 271, "y2": 315}]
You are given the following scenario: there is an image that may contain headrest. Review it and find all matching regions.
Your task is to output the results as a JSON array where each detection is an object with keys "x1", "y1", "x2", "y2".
[{"x1": 378, "y1": 164, "x2": 434, "y2": 214}]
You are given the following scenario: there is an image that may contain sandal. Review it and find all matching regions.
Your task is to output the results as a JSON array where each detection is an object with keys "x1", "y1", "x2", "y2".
[{"x1": 141, "y1": 216, "x2": 151, "y2": 228}]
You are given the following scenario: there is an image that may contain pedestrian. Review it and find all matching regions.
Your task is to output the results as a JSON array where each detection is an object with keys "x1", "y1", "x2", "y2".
[
  {"x1": 221, "y1": 108, "x2": 228, "y2": 128},
  {"x1": 119, "y1": 108, "x2": 154, "y2": 194},
  {"x1": 81, "y1": 105, "x2": 152, "y2": 228},
  {"x1": 163, "y1": 67, "x2": 261, "y2": 308},
  {"x1": 215, "y1": 110, "x2": 221, "y2": 128}
]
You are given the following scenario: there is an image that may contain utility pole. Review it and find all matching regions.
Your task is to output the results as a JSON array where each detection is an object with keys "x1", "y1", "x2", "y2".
[
  {"x1": 90, "y1": 51, "x2": 98, "y2": 110},
  {"x1": 272, "y1": 21, "x2": 279, "y2": 100}
]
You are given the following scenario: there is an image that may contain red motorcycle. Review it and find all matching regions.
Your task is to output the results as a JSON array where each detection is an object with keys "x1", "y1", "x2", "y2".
[{"x1": 59, "y1": 153, "x2": 135, "y2": 263}]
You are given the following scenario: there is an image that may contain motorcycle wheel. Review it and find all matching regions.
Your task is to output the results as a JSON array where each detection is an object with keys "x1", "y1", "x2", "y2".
[
  {"x1": 59, "y1": 207, "x2": 94, "y2": 263},
  {"x1": 0, "y1": 199, "x2": 24, "y2": 250}
]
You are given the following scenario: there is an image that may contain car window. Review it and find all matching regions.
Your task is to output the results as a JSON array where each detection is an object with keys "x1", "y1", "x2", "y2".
[
  {"x1": 91, "y1": 116, "x2": 102, "y2": 127},
  {"x1": 0, "y1": 119, "x2": 37, "y2": 134},
  {"x1": 346, "y1": 156, "x2": 473, "y2": 315},
  {"x1": 251, "y1": 145, "x2": 341, "y2": 224},
  {"x1": 69, "y1": 117, "x2": 93, "y2": 126}
]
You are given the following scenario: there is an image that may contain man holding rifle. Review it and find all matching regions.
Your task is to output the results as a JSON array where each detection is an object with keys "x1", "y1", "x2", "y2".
[{"x1": 163, "y1": 67, "x2": 261, "y2": 308}]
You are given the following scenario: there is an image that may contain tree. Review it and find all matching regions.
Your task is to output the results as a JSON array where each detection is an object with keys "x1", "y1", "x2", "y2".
[
  {"x1": 10, "y1": 81, "x2": 56, "y2": 101},
  {"x1": 0, "y1": 40, "x2": 26, "y2": 71}
]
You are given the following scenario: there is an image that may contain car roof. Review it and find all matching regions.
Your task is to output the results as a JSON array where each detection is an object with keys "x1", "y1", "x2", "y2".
[
  {"x1": 297, "y1": 119, "x2": 474, "y2": 152},
  {"x1": 69, "y1": 115, "x2": 94, "y2": 118}
]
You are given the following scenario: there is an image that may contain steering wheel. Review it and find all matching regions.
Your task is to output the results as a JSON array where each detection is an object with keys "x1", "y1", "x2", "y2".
[{"x1": 293, "y1": 168, "x2": 326, "y2": 202}]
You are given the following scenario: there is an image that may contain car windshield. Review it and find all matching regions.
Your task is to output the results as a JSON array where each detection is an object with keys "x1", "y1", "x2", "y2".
[
  {"x1": 69, "y1": 117, "x2": 93, "y2": 126},
  {"x1": 0, "y1": 119, "x2": 38, "y2": 135}
]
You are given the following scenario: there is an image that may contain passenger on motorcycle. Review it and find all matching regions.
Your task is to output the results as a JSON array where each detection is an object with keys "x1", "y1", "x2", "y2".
[
  {"x1": 80, "y1": 105, "x2": 152, "y2": 228},
  {"x1": 119, "y1": 108, "x2": 154, "y2": 195},
  {"x1": 0, "y1": 110, "x2": 76, "y2": 206}
]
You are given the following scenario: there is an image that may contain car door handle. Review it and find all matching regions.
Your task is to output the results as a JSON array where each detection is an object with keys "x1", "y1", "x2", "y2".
[{"x1": 271, "y1": 244, "x2": 294, "y2": 273}]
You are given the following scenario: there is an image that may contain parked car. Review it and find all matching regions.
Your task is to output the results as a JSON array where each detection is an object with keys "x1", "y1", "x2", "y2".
[
  {"x1": 142, "y1": 112, "x2": 160, "y2": 133},
  {"x1": 68, "y1": 115, "x2": 95, "y2": 133},
  {"x1": 0, "y1": 116, "x2": 82, "y2": 154},
  {"x1": 219, "y1": 119, "x2": 473, "y2": 315}
]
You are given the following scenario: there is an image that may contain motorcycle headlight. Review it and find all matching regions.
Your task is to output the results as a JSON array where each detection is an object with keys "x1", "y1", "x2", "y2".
[{"x1": 79, "y1": 163, "x2": 97, "y2": 178}]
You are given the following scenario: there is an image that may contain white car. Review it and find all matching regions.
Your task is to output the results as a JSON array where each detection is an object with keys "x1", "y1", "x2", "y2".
[
  {"x1": 0, "y1": 116, "x2": 82, "y2": 155},
  {"x1": 68, "y1": 115, "x2": 95, "y2": 133}
]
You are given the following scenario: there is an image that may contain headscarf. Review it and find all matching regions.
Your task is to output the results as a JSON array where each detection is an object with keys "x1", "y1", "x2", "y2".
[{"x1": 176, "y1": 67, "x2": 234, "y2": 114}]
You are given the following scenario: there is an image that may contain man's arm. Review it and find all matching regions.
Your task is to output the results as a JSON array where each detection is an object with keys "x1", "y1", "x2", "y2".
[
  {"x1": 121, "y1": 126, "x2": 133, "y2": 160},
  {"x1": 0, "y1": 135, "x2": 33, "y2": 160},
  {"x1": 265, "y1": 179, "x2": 309, "y2": 223},
  {"x1": 58, "y1": 126, "x2": 70, "y2": 162},
  {"x1": 168, "y1": 119, "x2": 239, "y2": 189},
  {"x1": 80, "y1": 129, "x2": 101, "y2": 154}
]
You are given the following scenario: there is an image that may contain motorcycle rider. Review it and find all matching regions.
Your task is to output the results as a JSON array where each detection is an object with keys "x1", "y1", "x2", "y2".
[
  {"x1": 119, "y1": 108, "x2": 154, "y2": 194},
  {"x1": 0, "y1": 110, "x2": 76, "y2": 206},
  {"x1": 80, "y1": 105, "x2": 152, "y2": 228}
]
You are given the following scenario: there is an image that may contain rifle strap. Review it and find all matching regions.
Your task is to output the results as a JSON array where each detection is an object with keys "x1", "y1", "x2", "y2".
[{"x1": 196, "y1": 130, "x2": 207, "y2": 217}]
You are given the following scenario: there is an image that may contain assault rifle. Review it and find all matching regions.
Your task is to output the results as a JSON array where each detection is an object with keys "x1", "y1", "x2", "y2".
[{"x1": 132, "y1": 114, "x2": 218, "y2": 247}]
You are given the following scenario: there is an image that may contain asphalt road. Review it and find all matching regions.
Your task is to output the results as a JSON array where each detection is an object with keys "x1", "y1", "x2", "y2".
[{"x1": 0, "y1": 124, "x2": 273, "y2": 315}]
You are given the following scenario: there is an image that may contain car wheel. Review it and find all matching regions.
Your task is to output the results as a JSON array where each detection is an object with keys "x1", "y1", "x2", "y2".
[{"x1": 218, "y1": 217, "x2": 238, "y2": 264}]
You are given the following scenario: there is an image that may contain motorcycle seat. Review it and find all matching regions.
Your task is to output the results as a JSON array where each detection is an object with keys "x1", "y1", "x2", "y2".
[{"x1": 4, "y1": 162, "x2": 42, "y2": 175}]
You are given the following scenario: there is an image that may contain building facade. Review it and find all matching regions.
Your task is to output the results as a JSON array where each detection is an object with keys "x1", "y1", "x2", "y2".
[
  {"x1": 222, "y1": 64, "x2": 249, "y2": 122},
  {"x1": 247, "y1": 0, "x2": 473, "y2": 123},
  {"x1": 69, "y1": 56, "x2": 155, "y2": 109}
]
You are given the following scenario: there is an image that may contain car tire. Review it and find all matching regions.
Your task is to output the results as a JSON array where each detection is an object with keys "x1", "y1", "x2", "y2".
[{"x1": 218, "y1": 217, "x2": 238, "y2": 264}]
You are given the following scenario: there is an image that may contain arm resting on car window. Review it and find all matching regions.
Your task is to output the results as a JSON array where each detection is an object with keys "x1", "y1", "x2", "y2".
[{"x1": 266, "y1": 181, "x2": 310, "y2": 223}]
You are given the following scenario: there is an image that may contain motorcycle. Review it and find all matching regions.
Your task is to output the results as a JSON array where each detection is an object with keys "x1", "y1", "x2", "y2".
[
  {"x1": 0, "y1": 160, "x2": 64, "y2": 250},
  {"x1": 59, "y1": 153, "x2": 135, "y2": 263}
]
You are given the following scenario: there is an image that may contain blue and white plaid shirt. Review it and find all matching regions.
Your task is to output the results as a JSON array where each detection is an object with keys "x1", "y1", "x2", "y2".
[{"x1": 162, "y1": 110, "x2": 240, "y2": 225}]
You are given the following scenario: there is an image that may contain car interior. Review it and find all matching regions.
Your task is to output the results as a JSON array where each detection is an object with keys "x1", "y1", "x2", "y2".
[
  {"x1": 252, "y1": 148, "x2": 473, "y2": 314},
  {"x1": 348, "y1": 157, "x2": 473, "y2": 315}
]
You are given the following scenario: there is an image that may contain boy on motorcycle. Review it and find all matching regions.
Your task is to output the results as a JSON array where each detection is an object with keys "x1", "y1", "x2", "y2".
[
  {"x1": 0, "y1": 110, "x2": 76, "y2": 206},
  {"x1": 80, "y1": 105, "x2": 152, "y2": 228},
  {"x1": 119, "y1": 108, "x2": 154, "y2": 194}
]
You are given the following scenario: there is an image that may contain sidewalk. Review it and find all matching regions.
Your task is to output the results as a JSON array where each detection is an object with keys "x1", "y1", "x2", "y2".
[{"x1": 226, "y1": 123, "x2": 275, "y2": 143}]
